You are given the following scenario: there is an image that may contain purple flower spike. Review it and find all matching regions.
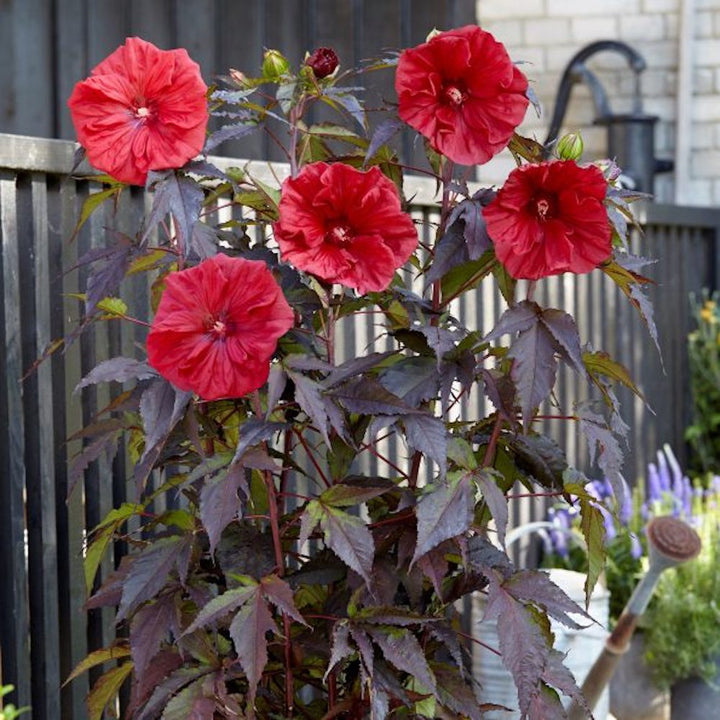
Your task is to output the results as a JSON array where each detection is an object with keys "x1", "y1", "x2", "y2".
[
  {"x1": 647, "y1": 462, "x2": 663, "y2": 503},
  {"x1": 619, "y1": 491, "x2": 633, "y2": 525},
  {"x1": 663, "y1": 444, "x2": 685, "y2": 497},
  {"x1": 599, "y1": 506, "x2": 617, "y2": 542},
  {"x1": 656, "y1": 450, "x2": 672, "y2": 492},
  {"x1": 630, "y1": 533, "x2": 643, "y2": 559}
]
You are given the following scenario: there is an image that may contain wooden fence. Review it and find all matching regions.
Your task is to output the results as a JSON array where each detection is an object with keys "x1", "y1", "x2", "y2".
[{"x1": 1, "y1": 130, "x2": 719, "y2": 719}]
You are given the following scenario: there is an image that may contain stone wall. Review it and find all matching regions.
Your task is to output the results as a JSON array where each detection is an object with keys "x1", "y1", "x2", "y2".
[{"x1": 476, "y1": 0, "x2": 720, "y2": 205}]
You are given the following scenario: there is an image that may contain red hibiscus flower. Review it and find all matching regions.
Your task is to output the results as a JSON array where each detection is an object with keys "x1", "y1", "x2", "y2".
[
  {"x1": 68, "y1": 37, "x2": 208, "y2": 186},
  {"x1": 147, "y1": 254, "x2": 294, "y2": 401},
  {"x1": 483, "y1": 160, "x2": 612, "y2": 280},
  {"x1": 273, "y1": 162, "x2": 418, "y2": 295},
  {"x1": 395, "y1": 25, "x2": 529, "y2": 166}
]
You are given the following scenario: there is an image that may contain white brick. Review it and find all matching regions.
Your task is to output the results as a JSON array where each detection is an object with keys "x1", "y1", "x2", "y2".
[
  {"x1": 683, "y1": 179, "x2": 713, "y2": 206},
  {"x1": 515, "y1": 46, "x2": 547, "y2": 73},
  {"x1": 643, "y1": 96, "x2": 677, "y2": 119},
  {"x1": 643, "y1": 0, "x2": 678, "y2": 12},
  {"x1": 620, "y1": 69, "x2": 674, "y2": 96},
  {"x1": 655, "y1": 120, "x2": 675, "y2": 153},
  {"x1": 571, "y1": 17, "x2": 619, "y2": 43},
  {"x1": 713, "y1": 123, "x2": 720, "y2": 149},
  {"x1": 524, "y1": 17, "x2": 571, "y2": 44},
  {"x1": 548, "y1": 0, "x2": 639, "y2": 15},
  {"x1": 691, "y1": 150, "x2": 720, "y2": 177},
  {"x1": 697, "y1": 0, "x2": 719, "y2": 9},
  {"x1": 695, "y1": 39, "x2": 720, "y2": 66},
  {"x1": 715, "y1": 11, "x2": 720, "y2": 36},
  {"x1": 620, "y1": 14, "x2": 666, "y2": 41},
  {"x1": 716, "y1": 68, "x2": 720, "y2": 93},
  {"x1": 664, "y1": 12, "x2": 679, "y2": 39},
  {"x1": 481, "y1": 19, "x2": 524, "y2": 46},
  {"x1": 546, "y1": 44, "x2": 586, "y2": 71},
  {"x1": 690, "y1": 122, "x2": 716, "y2": 150},
  {"x1": 477, "y1": 0, "x2": 545, "y2": 20},
  {"x1": 694, "y1": 96, "x2": 720, "y2": 121},
  {"x1": 713, "y1": 179, "x2": 720, "y2": 205},
  {"x1": 696, "y1": 12, "x2": 715, "y2": 38},
  {"x1": 636, "y1": 41, "x2": 679, "y2": 68},
  {"x1": 694, "y1": 68, "x2": 716, "y2": 94}
]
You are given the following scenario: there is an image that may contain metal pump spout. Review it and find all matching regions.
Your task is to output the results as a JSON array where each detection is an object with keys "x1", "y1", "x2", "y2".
[{"x1": 544, "y1": 40, "x2": 673, "y2": 193}]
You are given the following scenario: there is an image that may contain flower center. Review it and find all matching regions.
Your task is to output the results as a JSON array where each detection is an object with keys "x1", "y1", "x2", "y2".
[
  {"x1": 135, "y1": 106, "x2": 150, "y2": 118},
  {"x1": 326, "y1": 223, "x2": 353, "y2": 247},
  {"x1": 442, "y1": 84, "x2": 467, "y2": 107},
  {"x1": 532, "y1": 193, "x2": 556, "y2": 222},
  {"x1": 205, "y1": 314, "x2": 234, "y2": 340}
]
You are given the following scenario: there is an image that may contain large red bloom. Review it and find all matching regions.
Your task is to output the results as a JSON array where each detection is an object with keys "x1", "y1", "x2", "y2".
[
  {"x1": 147, "y1": 254, "x2": 294, "y2": 401},
  {"x1": 68, "y1": 37, "x2": 208, "y2": 186},
  {"x1": 483, "y1": 160, "x2": 612, "y2": 280},
  {"x1": 273, "y1": 162, "x2": 418, "y2": 295},
  {"x1": 395, "y1": 25, "x2": 529, "y2": 166}
]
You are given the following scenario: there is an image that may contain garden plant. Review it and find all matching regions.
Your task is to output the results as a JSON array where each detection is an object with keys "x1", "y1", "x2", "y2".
[{"x1": 62, "y1": 26, "x2": 656, "y2": 720}]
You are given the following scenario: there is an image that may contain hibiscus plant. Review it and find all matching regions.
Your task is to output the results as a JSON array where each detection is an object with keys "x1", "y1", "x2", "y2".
[{"x1": 63, "y1": 27, "x2": 654, "y2": 720}]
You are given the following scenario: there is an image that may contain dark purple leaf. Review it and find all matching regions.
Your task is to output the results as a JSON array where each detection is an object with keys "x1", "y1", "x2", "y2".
[
  {"x1": 129, "y1": 594, "x2": 176, "y2": 675},
  {"x1": 232, "y1": 418, "x2": 286, "y2": 464},
  {"x1": 484, "y1": 301, "x2": 539, "y2": 342},
  {"x1": 127, "y1": 648, "x2": 183, "y2": 718},
  {"x1": 425, "y1": 224, "x2": 469, "y2": 284},
  {"x1": 364, "y1": 116, "x2": 404, "y2": 165},
  {"x1": 412, "y1": 475, "x2": 473, "y2": 564},
  {"x1": 143, "y1": 171, "x2": 203, "y2": 259},
  {"x1": 577, "y1": 403, "x2": 628, "y2": 500},
  {"x1": 287, "y1": 370, "x2": 342, "y2": 445},
  {"x1": 84, "y1": 234, "x2": 134, "y2": 317},
  {"x1": 629, "y1": 283, "x2": 661, "y2": 354},
  {"x1": 474, "y1": 469, "x2": 509, "y2": 547},
  {"x1": 482, "y1": 369, "x2": 518, "y2": 426},
  {"x1": 507, "y1": 317, "x2": 558, "y2": 428},
  {"x1": 416, "y1": 547, "x2": 449, "y2": 597},
  {"x1": 183, "y1": 585, "x2": 255, "y2": 636},
  {"x1": 511, "y1": 434, "x2": 568, "y2": 490},
  {"x1": 484, "y1": 575, "x2": 568, "y2": 717},
  {"x1": 325, "y1": 622, "x2": 353, "y2": 678},
  {"x1": 184, "y1": 159, "x2": 234, "y2": 185},
  {"x1": 228, "y1": 589, "x2": 277, "y2": 706},
  {"x1": 260, "y1": 575, "x2": 306, "y2": 625},
  {"x1": 319, "y1": 504, "x2": 375, "y2": 583},
  {"x1": 322, "y1": 87, "x2": 366, "y2": 129},
  {"x1": 161, "y1": 677, "x2": 216, "y2": 720},
  {"x1": 445, "y1": 192, "x2": 495, "y2": 260},
  {"x1": 367, "y1": 627, "x2": 435, "y2": 691},
  {"x1": 540, "y1": 308, "x2": 585, "y2": 374},
  {"x1": 322, "y1": 351, "x2": 398, "y2": 389},
  {"x1": 68, "y1": 429, "x2": 121, "y2": 497},
  {"x1": 403, "y1": 413, "x2": 447, "y2": 473},
  {"x1": 428, "y1": 622, "x2": 467, "y2": 675},
  {"x1": 204, "y1": 121, "x2": 258, "y2": 153},
  {"x1": 75, "y1": 357, "x2": 156, "y2": 392},
  {"x1": 330, "y1": 377, "x2": 412, "y2": 416},
  {"x1": 350, "y1": 627, "x2": 375, "y2": 680},
  {"x1": 117, "y1": 535, "x2": 193, "y2": 621},
  {"x1": 199, "y1": 465, "x2": 249, "y2": 554},
  {"x1": 433, "y1": 665, "x2": 483, "y2": 720},
  {"x1": 319, "y1": 480, "x2": 392, "y2": 508},
  {"x1": 188, "y1": 221, "x2": 218, "y2": 260},
  {"x1": 506, "y1": 570, "x2": 588, "y2": 629},
  {"x1": 466, "y1": 534, "x2": 514, "y2": 580},
  {"x1": 265, "y1": 366, "x2": 287, "y2": 417},
  {"x1": 139, "y1": 378, "x2": 192, "y2": 464},
  {"x1": 135, "y1": 666, "x2": 211, "y2": 720}
]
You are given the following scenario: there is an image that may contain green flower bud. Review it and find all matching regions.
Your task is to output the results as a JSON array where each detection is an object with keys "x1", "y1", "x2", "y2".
[
  {"x1": 425, "y1": 28, "x2": 442, "y2": 42},
  {"x1": 262, "y1": 49, "x2": 290, "y2": 80},
  {"x1": 557, "y1": 132, "x2": 584, "y2": 161}
]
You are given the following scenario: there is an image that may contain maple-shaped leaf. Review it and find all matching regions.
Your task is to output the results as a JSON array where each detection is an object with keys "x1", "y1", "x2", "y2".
[
  {"x1": 350, "y1": 626, "x2": 375, "y2": 681},
  {"x1": 466, "y1": 534, "x2": 514, "y2": 581},
  {"x1": 539, "y1": 308, "x2": 584, "y2": 374},
  {"x1": 117, "y1": 535, "x2": 194, "y2": 621},
  {"x1": 444, "y1": 189, "x2": 495, "y2": 260},
  {"x1": 260, "y1": 575, "x2": 306, "y2": 625},
  {"x1": 160, "y1": 676, "x2": 216, "y2": 720},
  {"x1": 484, "y1": 576, "x2": 570, "y2": 718},
  {"x1": 143, "y1": 171, "x2": 204, "y2": 259},
  {"x1": 75, "y1": 357, "x2": 156, "y2": 391},
  {"x1": 229, "y1": 589, "x2": 277, "y2": 707},
  {"x1": 287, "y1": 370, "x2": 345, "y2": 445},
  {"x1": 425, "y1": 222, "x2": 469, "y2": 285},
  {"x1": 379, "y1": 356, "x2": 439, "y2": 408},
  {"x1": 129, "y1": 594, "x2": 176, "y2": 676},
  {"x1": 199, "y1": 465, "x2": 249, "y2": 554},
  {"x1": 204, "y1": 120, "x2": 258, "y2": 152},
  {"x1": 433, "y1": 664, "x2": 483, "y2": 720},
  {"x1": 364, "y1": 116, "x2": 404, "y2": 165},
  {"x1": 320, "y1": 478, "x2": 393, "y2": 507},
  {"x1": 183, "y1": 585, "x2": 255, "y2": 636},
  {"x1": 403, "y1": 413, "x2": 447, "y2": 475},
  {"x1": 329, "y1": 376, "x2": 412, "y2": 416},
  {"x1": 325, "y1": 622, "x2": 354, "y2": 679},
  {"x1": 366, "y1": 627, "x2": 436, "y2": 691},
  {"x1": 135, "y1": 666, "x2": 213, "y2": 720},
  {"x1": 505, "y1": 570, "x2": 589, "y2": 629},
  {"x1": 232, "y1": 418, "x2": 286, "y2": 464},
  {"x1": 126, "y1": 648, "x2": 183, "y2": 718},
  {"x1": 413, "y1": 474, "x2": 473, "y2": 564},
  {"x1": 484, "y1": 301, "x2": 538, "y2": 341},
  {"x1": 319, "y1": 504, "x2": 375, "y2": 584},
  {"x1": 482, "y1": 368, "x2": 519, "y2": 427},
  {"x1": 577, "y1": 403, "x2": 628, "y2": 500},
  {"x1": 473, "y1": 469, "x2": 509, "y2": 547},
  {"x1": 511, "y1": 433, "x2": 568, "y2": 490},
  {"x1": 79, "y1": 232, "x2": 135, "y2": 317}
]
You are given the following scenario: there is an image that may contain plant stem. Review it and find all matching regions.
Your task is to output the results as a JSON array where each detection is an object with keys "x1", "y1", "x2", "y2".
[{"x1": 481, "y1": 413, "x2": 503, "y2": 468}]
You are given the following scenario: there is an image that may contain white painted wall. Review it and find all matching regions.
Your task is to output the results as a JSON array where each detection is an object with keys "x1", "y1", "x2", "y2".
[{"x1": 476, "y1": 0, "x2": 720, "y2": 206}]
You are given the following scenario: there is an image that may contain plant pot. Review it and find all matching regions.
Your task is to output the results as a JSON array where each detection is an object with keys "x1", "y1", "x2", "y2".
[
  {"x1": 609, "y1": 633, "x2": 669, "y2": 720},
  {"x1": 670, "y1": 664, "x2": 720, "y2": 720}
]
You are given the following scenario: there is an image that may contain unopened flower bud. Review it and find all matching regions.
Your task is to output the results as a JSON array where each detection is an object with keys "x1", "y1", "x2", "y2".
[
  {"x1": 425, "y1": 28, "x2": 442, "y2": 42},
  {"x1": 556, "y1": 132, "x2": 584, "y2": 160},
  {"x1": 262, "y1": 49, "x2": 290, "y2": 80},
  {"x1": 229, "y1": 68, "x2": 249, "y2": 87},
  {"x1": 305, "y1": 47, "x2": 339, "y2": 79}
]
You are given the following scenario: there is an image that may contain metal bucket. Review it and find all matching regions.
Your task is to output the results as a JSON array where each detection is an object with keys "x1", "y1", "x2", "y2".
[{"x1": 470, "y1": 523, "x2": 610, "y2": 719}]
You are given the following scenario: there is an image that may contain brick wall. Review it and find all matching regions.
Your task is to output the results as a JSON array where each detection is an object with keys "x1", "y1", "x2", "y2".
[{"x1": 476, "y1": 0, "x2": 720, "y2": 205}]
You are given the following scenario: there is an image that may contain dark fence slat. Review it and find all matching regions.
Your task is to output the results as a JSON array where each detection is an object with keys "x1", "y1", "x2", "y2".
[{"x1": 0, "y1": 172, "x2": 32, "y2": 710}]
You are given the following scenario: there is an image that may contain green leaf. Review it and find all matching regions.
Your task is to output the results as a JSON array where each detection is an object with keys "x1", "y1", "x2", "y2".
[
  {"x1": 96, "y1": 296, "x2": 128, "y2": 317},
  {"x1": 73, "y1": 185, "x2": 123, "y2": 239},
  {"x1": 565, "y1": 477, "x2": 608, "y2": 604},
  {"x1": 440, "y1": 251, "x2": 497, "y2": 305},
  {"x1": 65, "y1": 643, "x2": 131, "y2": 685},
  {"x1": 86, "y1": 662, "x2": 134, "y2": 720},
  {"x1": 320, "y1": 481, "x2": 391, "y2": 508},
  {"x1": 583, "y1": 350, "x2": 646, "y2": 402}
]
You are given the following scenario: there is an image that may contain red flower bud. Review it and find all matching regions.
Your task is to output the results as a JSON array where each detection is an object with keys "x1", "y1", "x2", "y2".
[{"x1": 305, "y1": 47, "x2": 339, "y2": 79}]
